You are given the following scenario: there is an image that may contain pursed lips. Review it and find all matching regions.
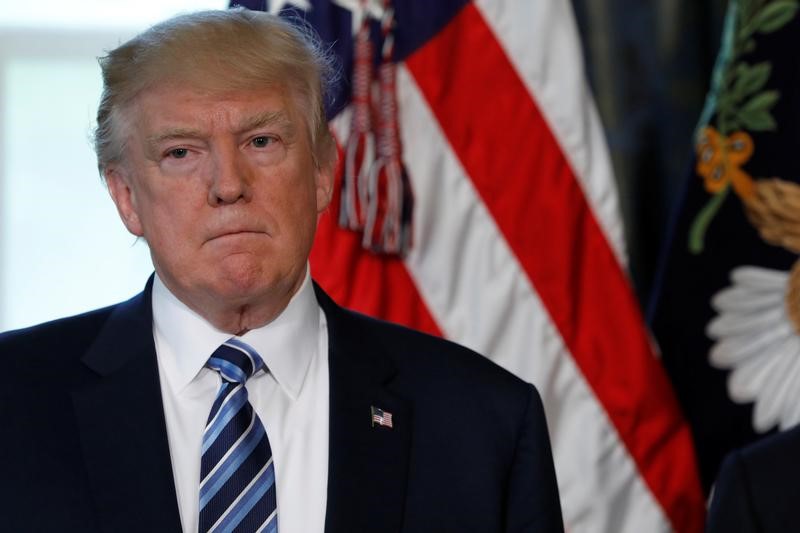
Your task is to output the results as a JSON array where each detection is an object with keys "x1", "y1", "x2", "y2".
[{"x1": 204, "y1": 227, "x2": 270, "y2": 244}]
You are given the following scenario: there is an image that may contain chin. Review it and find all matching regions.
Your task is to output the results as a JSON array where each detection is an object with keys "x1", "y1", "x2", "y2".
[
  {"x1": 215, "y1": 271, "x2": 272, "y2": 298},
  {"x1": 214, "y1": 266, "x2": 298, "y2": 303}
]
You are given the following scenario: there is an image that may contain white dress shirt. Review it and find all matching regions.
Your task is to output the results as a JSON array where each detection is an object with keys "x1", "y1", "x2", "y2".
[{"x1": 152, "y1": 269, "x2": 329, "y2": 533}]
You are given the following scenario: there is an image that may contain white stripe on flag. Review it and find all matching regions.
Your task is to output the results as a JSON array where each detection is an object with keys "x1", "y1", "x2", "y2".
[
  {"x1": 475, "y1": 0, "x2": 627, "y2": 267},
  {"x1": 395, "y1": 66, "x2": 670, "y2": 533}
]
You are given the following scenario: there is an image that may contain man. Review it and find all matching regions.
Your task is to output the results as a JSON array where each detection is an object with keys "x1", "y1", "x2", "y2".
[
  {"x1": 0, "y1": 9, "x2": 563, "y2": 533},
  {"x1": 706, "y1": 424, "x2": 800, "y2": 532}
]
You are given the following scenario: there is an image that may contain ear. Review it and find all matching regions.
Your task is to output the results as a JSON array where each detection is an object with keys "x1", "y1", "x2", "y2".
[
  {"x1": 105, "y1": 165, "x2": 144, "y2": 237},
  {"x1": 315, "y1": 160, "x2": 335, "y2": 214}
]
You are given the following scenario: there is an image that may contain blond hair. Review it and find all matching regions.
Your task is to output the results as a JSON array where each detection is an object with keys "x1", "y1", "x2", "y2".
[{"x1": 94, "y1": 8, "x2": 337, "y2": 174}]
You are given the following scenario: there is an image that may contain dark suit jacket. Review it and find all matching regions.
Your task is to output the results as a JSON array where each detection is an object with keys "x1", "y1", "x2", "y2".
[
  {"x1": 0, "y1": 278, "x2": 563, "y2": 532},
  {"x1": 706, "y1": 424, "x2": 800, "y2": 533}
]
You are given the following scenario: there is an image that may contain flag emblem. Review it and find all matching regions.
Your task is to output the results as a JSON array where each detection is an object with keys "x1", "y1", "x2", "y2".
[{"x1": 371, "y1": 405, "x2": 393, "y2": 428}]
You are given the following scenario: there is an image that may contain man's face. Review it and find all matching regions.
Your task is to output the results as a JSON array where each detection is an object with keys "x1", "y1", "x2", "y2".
[{"x1": 105, "y1": 83, "x2": 333, "y2": 323}]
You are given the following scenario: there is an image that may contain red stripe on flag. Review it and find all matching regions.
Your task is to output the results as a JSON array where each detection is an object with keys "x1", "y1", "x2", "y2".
[
  {"x1": 405, "y1": 4, "x2": 704, "y2": 531},
  {"x1": 310, "y1": 151, "x2": 443, "y2": 337}
]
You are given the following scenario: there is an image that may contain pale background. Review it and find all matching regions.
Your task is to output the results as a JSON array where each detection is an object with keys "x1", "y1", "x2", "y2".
[{"x1": 0, "y1": 0, "x2": 226, "y2": 330}]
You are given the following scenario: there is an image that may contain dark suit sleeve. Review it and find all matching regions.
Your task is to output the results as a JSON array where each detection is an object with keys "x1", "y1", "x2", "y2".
[
  {"x1": 504, "y1": 384, "x2": 564, "y2": 532},
  {"x1": 706, "y1": 451, "x2": 760, "y2": 533}
]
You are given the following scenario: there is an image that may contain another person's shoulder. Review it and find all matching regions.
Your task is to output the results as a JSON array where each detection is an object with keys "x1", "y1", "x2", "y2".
[
  {"x1": 707, "y1": 424, "x2": 800, "y2": 532},
  {"x1": 747, "y1": 421, "x2": 800, "y2": 456},
  {"x1": 724, "y1": 423, "x2": 800, "y2": 483}
]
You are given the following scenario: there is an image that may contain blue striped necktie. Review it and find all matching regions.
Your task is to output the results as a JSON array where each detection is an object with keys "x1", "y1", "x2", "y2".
[{"x1": 199, "y1": 338, "x2": 278, "y2": 533}]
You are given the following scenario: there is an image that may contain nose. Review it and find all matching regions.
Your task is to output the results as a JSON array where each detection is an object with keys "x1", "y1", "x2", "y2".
[{"x1": 208, "y1": 144, "x2": 252, "y2": 206}]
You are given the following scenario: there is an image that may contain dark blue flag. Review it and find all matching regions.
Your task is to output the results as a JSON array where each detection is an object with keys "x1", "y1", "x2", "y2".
[{"x1": 651, "y1": 0, "x2": 800, "y2": 491}]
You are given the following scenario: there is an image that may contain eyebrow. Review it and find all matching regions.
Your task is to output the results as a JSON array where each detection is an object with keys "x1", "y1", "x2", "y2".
[
  {"x1": 237, "y1": 110, "x2": 296, "y2": 138},
  {"x1": 144, "y1": 110, "x2": 297, "y2": 154},
  {"x1": 145, "y1": 127, "x2": 206, "y2": 155}
]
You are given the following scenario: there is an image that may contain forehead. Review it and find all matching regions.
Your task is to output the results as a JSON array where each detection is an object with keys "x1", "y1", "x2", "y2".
[{"x1": 134, "y1": 83, "x2": 298, "y2": 130}]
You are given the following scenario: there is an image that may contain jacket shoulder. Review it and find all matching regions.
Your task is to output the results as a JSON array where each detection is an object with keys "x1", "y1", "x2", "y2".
[
  {"x1": 344, "y1": 304, "x2": 524, "y2": 378},
  {"x1": 0, "y1": 305, "x2": 117, "y2": 381},
  {"x1": 328, "y1": 299, "x2": 536, "y2": 405}
]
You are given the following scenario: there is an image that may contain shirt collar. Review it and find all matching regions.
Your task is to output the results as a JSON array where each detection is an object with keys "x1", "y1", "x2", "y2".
[{"x1": 152, "y1": 267, "x2": 320, "y2": 401}]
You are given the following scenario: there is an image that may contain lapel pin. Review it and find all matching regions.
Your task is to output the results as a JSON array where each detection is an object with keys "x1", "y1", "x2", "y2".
[{"x1": 371, "y1": 405, "x2": 394, "y2": 429}]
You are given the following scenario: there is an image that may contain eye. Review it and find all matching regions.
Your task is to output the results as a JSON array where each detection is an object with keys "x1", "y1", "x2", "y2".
[
  {"x1": 251, "y1": 136, "x2": 274, "y2": 148},
  {"x1": 168, "y1": 148, "x2": 189, "y2": 159}
]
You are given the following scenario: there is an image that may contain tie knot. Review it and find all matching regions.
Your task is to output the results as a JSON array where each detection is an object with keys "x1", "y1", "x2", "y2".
[{"x1": 207, "y1": 338, "x2": 265, "y2": 384}]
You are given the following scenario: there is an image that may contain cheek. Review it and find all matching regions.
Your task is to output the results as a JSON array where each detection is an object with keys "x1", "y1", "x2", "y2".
[
  {"x1": 271, "y1": 185, "x2": 319, "y2": 251},
  {"x1": 292, "y1": 181, "x2": 323, "y2": 226},
  {"x1": 136, "y1": 189, "x2": 198, "y2": 247},
  {"x1": 269, "y1": 162, "x2": 319, "y2": 210}
]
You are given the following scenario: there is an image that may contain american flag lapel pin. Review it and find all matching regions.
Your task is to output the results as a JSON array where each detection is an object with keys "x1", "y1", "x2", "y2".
[{"x1": 371, "y1": 405, "x2": 394, "y2": 429}]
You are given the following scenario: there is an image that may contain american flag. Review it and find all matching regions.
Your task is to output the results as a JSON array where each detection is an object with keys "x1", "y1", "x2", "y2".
[
  {"x1": 235, "y1": 0, "x2": 705, "y2": 530},
  {"x1": 371, "y1": 406, "x2": 393, "y2": 429}
]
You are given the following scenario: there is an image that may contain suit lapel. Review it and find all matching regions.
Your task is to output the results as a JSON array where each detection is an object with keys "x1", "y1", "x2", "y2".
[
  {"x1": 316, "y1": 286, "x2": 412, "y2": 533},
  {"x1": 71, "y1": 279, "x2": 182, "y2": 533},
  {"x1": 69, "y1": 279, "x2": 411, "y2": 532}
]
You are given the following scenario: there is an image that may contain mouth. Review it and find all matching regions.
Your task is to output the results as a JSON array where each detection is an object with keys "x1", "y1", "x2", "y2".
[{"x1": 204, "y1": 229, "x2": 269, "y2": 244}]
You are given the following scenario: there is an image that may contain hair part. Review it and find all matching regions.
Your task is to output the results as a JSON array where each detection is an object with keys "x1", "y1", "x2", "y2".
[{"x1": 94, "y1": 8, "x2": 338, "y2": 176}]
